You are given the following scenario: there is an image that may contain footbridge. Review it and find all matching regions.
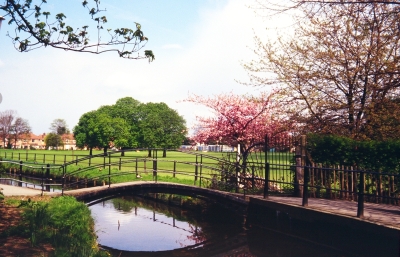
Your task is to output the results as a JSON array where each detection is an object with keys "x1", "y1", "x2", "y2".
[{"x1": 59, "y1": 181, "x2": 248, "y2": 207}]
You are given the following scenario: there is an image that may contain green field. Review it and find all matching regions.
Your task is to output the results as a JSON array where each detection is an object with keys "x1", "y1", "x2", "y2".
[
  {"x1": 0, "y1": 149, "x2": 295, "y2": 191},
  {"x1": 0, "y1": 149, "x2": 229, "y2": 186}
]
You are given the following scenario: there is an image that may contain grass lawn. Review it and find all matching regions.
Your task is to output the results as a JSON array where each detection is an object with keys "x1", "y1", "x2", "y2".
[{"x1": 0, "y1": 149, "x2": 295, "y2": 191}]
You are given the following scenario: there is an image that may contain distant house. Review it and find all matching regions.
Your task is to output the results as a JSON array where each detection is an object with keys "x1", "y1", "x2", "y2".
[
  {"x1": 180, "y1": 144, "x2": 234, "y2": 152},
  {"x1": 25, "y1": 133, "x2": 46, "y2": 149},
  {"x1": 0, "y1": 133, "x2": 77, "y2": 150},
  {"x1": 6, "y1": 133, "x2": 46, "y2": 149},
  {"x1": 61, "y1": 134, "x2": 77, "y2": 150}
]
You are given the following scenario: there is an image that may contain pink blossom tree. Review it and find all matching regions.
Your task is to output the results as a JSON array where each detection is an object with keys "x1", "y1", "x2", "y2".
[{"x1": 184, "y1": 92, "x2": 291, "y2": 164}]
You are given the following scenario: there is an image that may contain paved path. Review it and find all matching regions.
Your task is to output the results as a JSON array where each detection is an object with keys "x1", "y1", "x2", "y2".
[{"x1": 0, "y1": 184, "x2": 44, "y2": 196}]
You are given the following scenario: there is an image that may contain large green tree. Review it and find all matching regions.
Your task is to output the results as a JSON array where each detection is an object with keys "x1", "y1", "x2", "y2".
[
  {"x1": 0, "y1": 0, "x2": 154, "y2": 61},
  {"x1": 73, "y1": 98, "x2": 187, "y2": 155},
  {"x1": 137, "y1": 102, "x2": 187, "y2": 149},
  {"x1": 73, "y1": 110, "x2": 130, "y2": 155},
  {"x1": 246, "y1": 2, "x2": 400, "y2": 140},
  {"x1": 97, "y1": 97, "x2": 141, "y2": 150}
]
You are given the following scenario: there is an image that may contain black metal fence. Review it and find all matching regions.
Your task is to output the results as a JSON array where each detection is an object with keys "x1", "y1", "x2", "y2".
[{"x1": 1, "y1": 139, "x2": 399, "y2": 218}]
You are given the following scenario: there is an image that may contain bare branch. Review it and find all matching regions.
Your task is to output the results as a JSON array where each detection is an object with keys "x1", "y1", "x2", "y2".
[{"x1": 0, "y1": 0, "x2": 154, "y2": 61}]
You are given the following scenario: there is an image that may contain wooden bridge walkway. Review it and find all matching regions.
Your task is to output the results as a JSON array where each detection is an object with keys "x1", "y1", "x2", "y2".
[{"x1": 250, "y1": 195, "x2": 400, "y2": 232}]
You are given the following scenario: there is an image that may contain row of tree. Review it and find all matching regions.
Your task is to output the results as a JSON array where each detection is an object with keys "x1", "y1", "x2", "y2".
[
  {"x1": 73, "y1": 97, "x2": 187, "y2": 155},
  {"x1": 0, "y1": 110, "x2": 71, "y2": 150},
  {"x1": 0, "y1": 110, "x2": 31, "y2": 148}
]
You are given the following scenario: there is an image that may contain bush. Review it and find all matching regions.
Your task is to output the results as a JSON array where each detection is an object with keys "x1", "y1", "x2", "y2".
[
  {"x1": 19, "y1": 196, "x2": 108, "y2": 257},
  {"x1": 307, "y1": 133, "x2": 400, "y2": 173}
]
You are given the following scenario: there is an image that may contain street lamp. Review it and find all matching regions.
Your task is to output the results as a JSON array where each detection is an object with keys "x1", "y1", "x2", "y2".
[{"x1": 0, "y1": 16, "x2": 5, "y2": 30}]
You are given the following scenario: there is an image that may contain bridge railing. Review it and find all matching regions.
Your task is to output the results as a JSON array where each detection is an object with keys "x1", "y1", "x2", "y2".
[
  {"x1": 299, "y1": 163, "x2": 400, "y2": 217},
  {"x1": 0, "y1": 148, "x2": 299, "y2": 197}
]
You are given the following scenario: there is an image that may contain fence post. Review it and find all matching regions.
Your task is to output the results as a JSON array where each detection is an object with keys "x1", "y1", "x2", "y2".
[
  {"x1": 135, "y1": 158, "x2": 138, "y2": 177},
  {"x1": 18, "y1": 161, "x2": 23, "y2": 187},
  {"x1": 62, "y1": 165, "x2": 65, "y2": 196},
  {"x1": 264, "y1": 163, "x2": 270, "y2": 199},
  {"x1": 53, "y1": 154, "x2": 55, "y2": 165},
  {"x1": 173, "y1": 161, "x2": 176, "y2": 178},
  {"x1": 194, "y1": 155, "x2": 198, "y2": 186},
  {"x1": 43, "y1": 154, "x2": 45, "y2": 164},
  {"x1": 46, "y1": 164, "x2": 50, "y2": 192},
  {"x1": 302, "y1": 165, "x2": 309, "y2": 207},
  {"x1": 264, "y1": 134, "x2": 269, "y2": 199},
  {"x1": 41, "y1": 166, "x2": 44, "y2": 196},
  {"x1": 119, "y1": 158, "x2": 121, "y2": 171},
  {"x1": 251, "y1": 165, "x2": 255, "y2": 190},
  {"x1": 295, "y1": 135, "x2": 306, "y2": 197},
  {"x1": 199, "y1": 155, "x2": 203, "y2": 187},
  {"x1": 108, "y1": 154, "x2": 111, "y2": 188},
  {"x1": 18, "y1": 153, "x2": 20, "y2": 161},
  {"x1": 153, "y1": 155, "x2": 157, "y2": 183},
  {"x1": 235, "y1": 162, "x2": 240, "y2": 193},
  {"x1": 357, "y1": 171, "x2": 365, "y2": 218}
]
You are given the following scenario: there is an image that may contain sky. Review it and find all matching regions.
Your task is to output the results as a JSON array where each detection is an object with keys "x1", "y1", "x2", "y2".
[{"x1": 0, "y1": 0, "x2": 284, "y2": 135}]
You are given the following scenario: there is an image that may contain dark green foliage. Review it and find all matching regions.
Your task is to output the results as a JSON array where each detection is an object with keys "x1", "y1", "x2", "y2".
[
  {"x1": 307, "y1": 133, "x2": 400, "y2": 173},
  {"x1": 136, "y1": 102, "x2": 187, "y2": 149},
  {"x1": 44, "y1": 133, "x2": 63, "y2": 149},
  {"x1": 18, "y1": 196, "x2": 107, "y2": 257},
  {"x1": 74, "y1": 97, "x2": 187, "y2": 152}
]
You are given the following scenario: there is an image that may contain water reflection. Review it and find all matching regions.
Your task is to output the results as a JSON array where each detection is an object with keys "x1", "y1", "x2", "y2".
[
  {"x1": 90, "y1": 199, "x2": 204, "y2": 251},
  {"x1": 89, "y1": 194, "x2": 399, "y2": 257},
  {"x1": 89, "y1": 194, "x2": 246, "y2": 255}
]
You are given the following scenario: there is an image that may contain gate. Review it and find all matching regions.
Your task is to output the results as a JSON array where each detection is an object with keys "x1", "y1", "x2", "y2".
[{"x1": 221, "y1": 134, "x2": 298, "y2": 196}]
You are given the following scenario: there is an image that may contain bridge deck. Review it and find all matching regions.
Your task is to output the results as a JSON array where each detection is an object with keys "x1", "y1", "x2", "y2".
[{"x1": 249, "y1": 195, "x2": 400, "y2": 231}]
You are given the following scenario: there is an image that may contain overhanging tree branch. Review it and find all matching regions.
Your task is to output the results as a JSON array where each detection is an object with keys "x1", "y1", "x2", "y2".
[{"x1": 0, "y1": 0, "x2": 154, "y2": 61}]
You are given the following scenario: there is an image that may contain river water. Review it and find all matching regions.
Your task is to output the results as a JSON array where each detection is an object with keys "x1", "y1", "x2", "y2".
[{"x1": 88, "y1": 194, "x2": 399, "y2": 257}]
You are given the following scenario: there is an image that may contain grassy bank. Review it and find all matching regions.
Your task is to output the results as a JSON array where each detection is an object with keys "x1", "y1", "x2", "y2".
[{"x1": 0, "y1": 195, "x2": 108, "y2": 257}]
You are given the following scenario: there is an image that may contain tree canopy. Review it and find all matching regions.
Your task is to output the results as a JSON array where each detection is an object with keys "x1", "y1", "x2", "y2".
[
  {"x1": 73, "y1": 110, "x2": 130, "y2": 155},
  {"x1": 44, "y1": 132, "x2": 63, "y2": 150},
  {"x1": 136, "y1": 102, "x2": 187, "y2": 149},
  {"x1": 184, "y1": 92, "x2": 292, "y2": 161},
  {"x1": 0, "y1": 0, "x2": 154, "y2": 61},
  {"x1": 73, "y1": 97, "x2": 187, "y2": 154},
  {"x1": 246, "y1": 2, "x2": 400, "y2": 140}
]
